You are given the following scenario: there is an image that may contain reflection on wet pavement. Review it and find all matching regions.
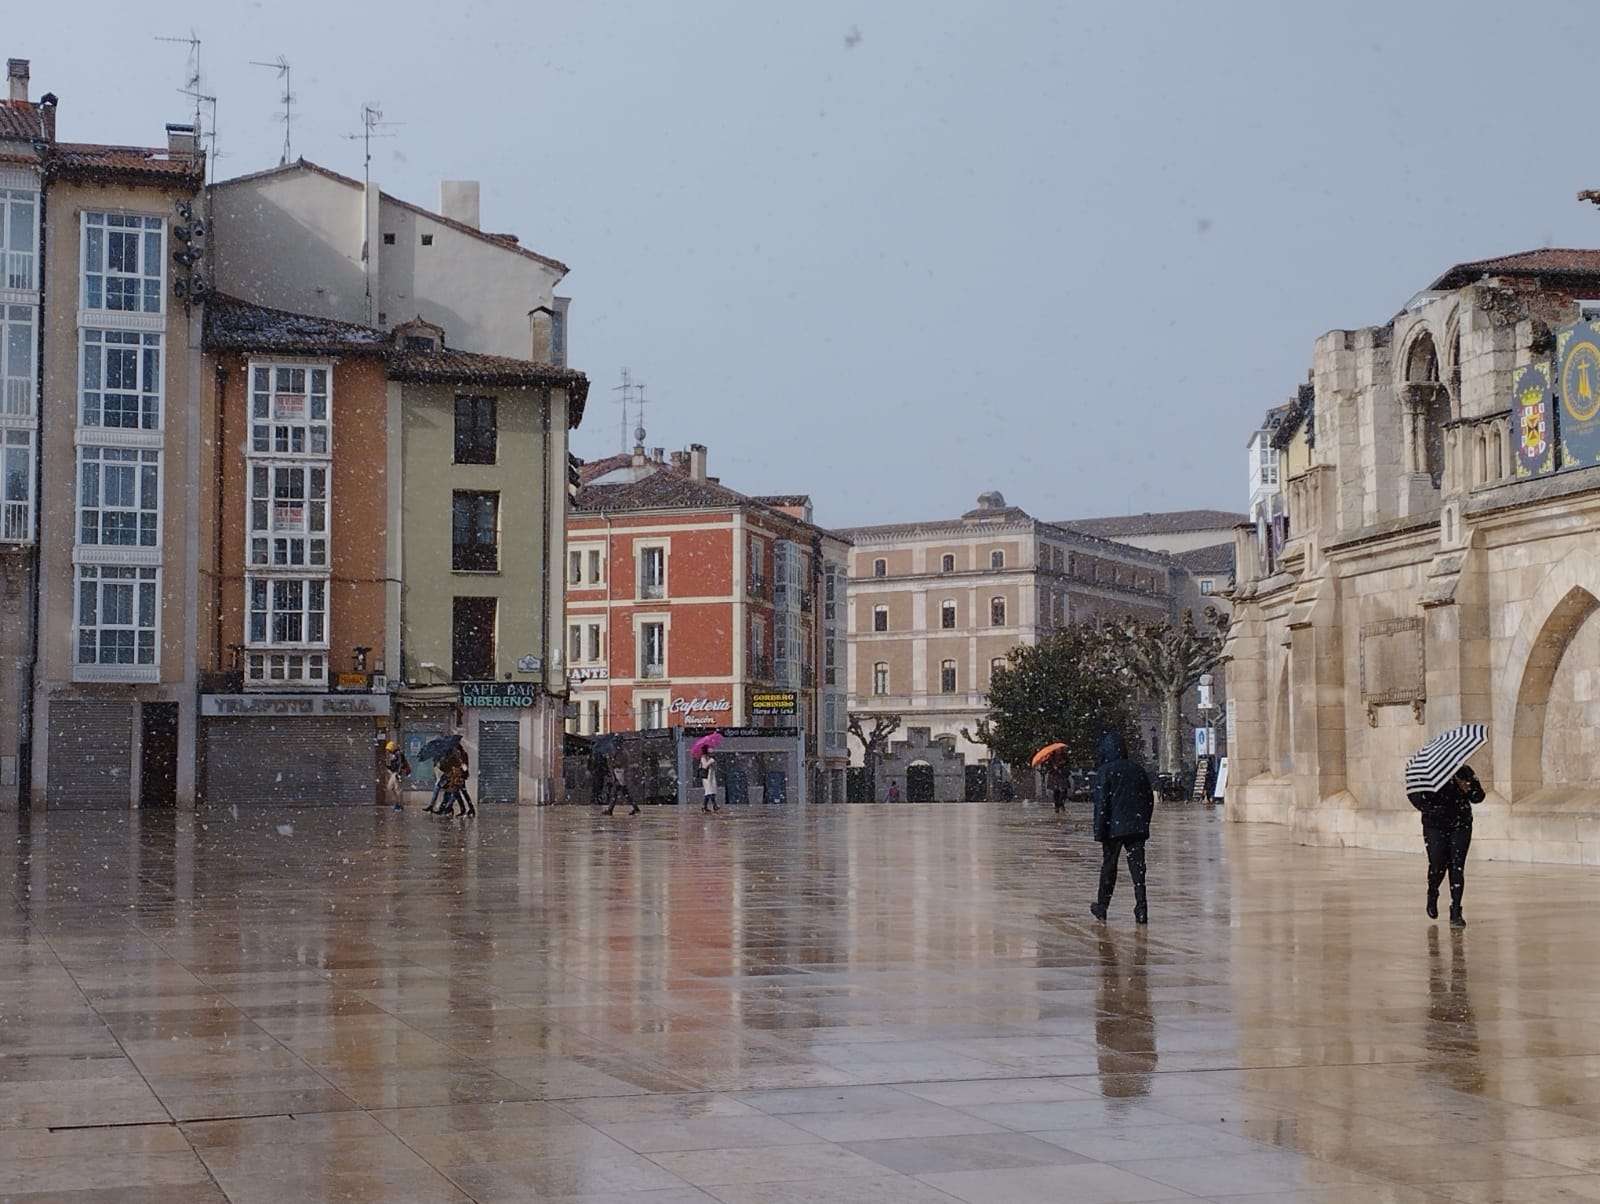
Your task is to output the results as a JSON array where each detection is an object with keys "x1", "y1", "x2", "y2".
[{"x1": 4, "y1": 801, "x2": 1600, "y2": 1202}]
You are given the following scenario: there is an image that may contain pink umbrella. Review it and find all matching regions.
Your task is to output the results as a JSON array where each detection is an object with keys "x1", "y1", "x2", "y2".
[{"x1": 690, "y1": 731, "x2": 724, "y2": 759}]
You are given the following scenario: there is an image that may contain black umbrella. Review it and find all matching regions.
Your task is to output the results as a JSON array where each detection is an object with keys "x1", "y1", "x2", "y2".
[
  {"x1": 417, "y1": 732, "x2": 462, "y2": 762},
  {"x1": 590, "y1": 733, "x2": 619, "y2": 758}
]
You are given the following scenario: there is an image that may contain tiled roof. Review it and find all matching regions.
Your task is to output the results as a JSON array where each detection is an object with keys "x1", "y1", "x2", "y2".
[
  {"x1": 211, "y1": 160, "x2": 569, "y2": 276},
  {"x1": 0, "y1": 99, "x2": 47, "y2": 140},
  {"x1": 205, "y1": 297, "x2": 590, "y2": 422},
  {"x1": 754, "y1": 494, "x2": 811, "y2": 508},
  {"x1": 1055, "y1": 509, "x2": 1249, "y2": 538},
  {"x1": 1429, "y1": 249, "x2": 1600, "y2": 291},
  {"x1": 205, "y1": 295, "x2": 391, "y2": 355},
  {"x1": 576, "y1": 453, "x2": 633, "y2": 484},
  {"x1": 1173, "y1": 542, "x2": 1236, "y2": 574},
  {"x1": 837, "y1": 512, "x2": 1175, "y2": 565},
  {"x1": 52, "y1": 142, "x2": 204, "y2": 184},
  {"x1": 575, "y1": 467, "x2": 841, "y2": 541}
]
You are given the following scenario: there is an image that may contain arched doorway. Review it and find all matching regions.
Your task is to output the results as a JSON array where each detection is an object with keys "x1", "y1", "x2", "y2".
[{"x1": 1511, "y1": 586, "x2": 1600, "y2": 797}]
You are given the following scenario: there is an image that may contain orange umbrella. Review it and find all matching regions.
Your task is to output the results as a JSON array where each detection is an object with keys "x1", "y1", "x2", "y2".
[{"x1": 1031, "y1": 742, "x2": 1066, "y2": 768}]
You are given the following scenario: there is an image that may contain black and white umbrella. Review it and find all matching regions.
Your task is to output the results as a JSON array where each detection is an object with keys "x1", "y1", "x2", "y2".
[{"x1": 1404, "y1": 724, "x2": 1487, "y2": 795}]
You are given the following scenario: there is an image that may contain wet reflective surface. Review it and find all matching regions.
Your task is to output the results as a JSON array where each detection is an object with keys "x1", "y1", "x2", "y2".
[{"x1": 4, "y1": 801, "x2": 1600, "y2": 1202}]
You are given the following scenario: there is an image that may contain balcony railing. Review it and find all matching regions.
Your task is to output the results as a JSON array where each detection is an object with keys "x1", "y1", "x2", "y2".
[
  {"x1": 4, "y1": 250, "x2": 34, "y2": 292},
  {"x1": 640, "y1": 661, "x2": 665, "y2": 679},
  {"x1": 1, "y1": 499, "x2": 29, "y2": 542},
  {"x1": 3, "y1": 377, "x2": 32, "y2": 417},
  {"x1": 747, "y1": 575, "x2": 769, "y2": 600},
  {"x1": 640, "y1": 580, "x2": 665, "y2": 600}
]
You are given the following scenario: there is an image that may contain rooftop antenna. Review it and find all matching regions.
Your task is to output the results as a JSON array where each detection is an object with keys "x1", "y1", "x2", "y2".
[
  {"x1": 612, "y1": 368, "x2": 640, "y2": 453},
  {"x1": 342, "y1": 101, "x2": 400, "y2": 192},
  {"x1": 634, "y1": 383, "x2": 650, "y2": 450},
  {"x1": 157, "y1": 32, "x2": 217, "y2": 182},
  {"x1": 249, "y1": 55, "x2": 294, "y2": 165}
]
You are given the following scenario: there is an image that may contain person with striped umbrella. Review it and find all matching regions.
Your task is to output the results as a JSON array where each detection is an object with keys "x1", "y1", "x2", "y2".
[{"x1": 1405, "y1": 725, "x2": 1487, "y2": 928}]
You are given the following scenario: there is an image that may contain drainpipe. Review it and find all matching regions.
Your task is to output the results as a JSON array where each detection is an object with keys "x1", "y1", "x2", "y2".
[
  {"x1": 18, "y1": 166, "x2": 47, "y2": 809},
  {"x1": 212, "y1": 363, "x2": 227, "y2": 670}
]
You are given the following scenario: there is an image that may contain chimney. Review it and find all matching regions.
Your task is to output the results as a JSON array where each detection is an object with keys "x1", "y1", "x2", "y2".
[
  {"x1": 7, "y1": 58, "x2": 28, "y2": 103},
  {"x1": 528, "y1": 306, "x2": 553, "y2": 363},
  {"x1": 440, "y1": 180, "x2": 480, "y2": 229},
  {"x1": 669, "y1": 450, "x2": 689, "y2": 472},
  {"x1": 688, "y1": 443, "x2": 708, "y2": 482},
  {"x1": 165, "y1": 122, "x2": 198, "y2": 161}
]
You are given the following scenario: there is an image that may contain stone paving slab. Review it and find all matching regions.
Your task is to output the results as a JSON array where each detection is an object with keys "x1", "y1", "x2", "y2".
[{"x1": 2, "y1": 800, "x2": 1599, "y2": 1202}]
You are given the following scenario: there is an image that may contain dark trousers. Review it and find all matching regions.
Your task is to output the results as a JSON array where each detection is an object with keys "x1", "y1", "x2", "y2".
[
  {"x1": 1423, "y1": 822, "x2": 1471, "y2": 909},
  {"x1": 1097, "y1": 836, "x2": 1147, "y2": 911}
]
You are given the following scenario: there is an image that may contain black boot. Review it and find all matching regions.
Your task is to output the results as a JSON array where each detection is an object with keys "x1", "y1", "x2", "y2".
[
  {"x1": 1090, "y1": 901, "x2": 1108, "y2": 921},
  {"x1": 1449, "y1": 906, "x2": 1466, "y2": 928},
  {"x1": 1426, "y1": 889, "x2": 1438, "y2": 920},
  {"x1": 629, "y1": 803, "x2": 641, "y2": 815}
]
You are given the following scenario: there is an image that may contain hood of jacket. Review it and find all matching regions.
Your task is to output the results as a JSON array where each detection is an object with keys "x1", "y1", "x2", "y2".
[{"x1": 1096, "y1": 731, "x2": 1128, "y2": 766}]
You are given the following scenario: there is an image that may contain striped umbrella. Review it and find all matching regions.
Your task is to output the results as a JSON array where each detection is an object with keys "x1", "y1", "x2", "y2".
[{"x1": 1404, "y1": 724, "x2": 1487, "y2": 795}]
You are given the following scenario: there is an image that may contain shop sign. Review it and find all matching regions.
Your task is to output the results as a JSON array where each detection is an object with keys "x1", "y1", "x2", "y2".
[
  {"x1": 201, "y1": 693, "x2": 391, "y2": 717},
  {"x1": 569, "y1": 666, "x2": 610, "y2": 682},
  {"x1": 461, "y1": 682, "x2": 539, "y2": 709},
  {"x1": 333, "y1": 672, "x2": 371, "y2": 692},
  {"x1": 750, "y1": 690, "x2": 798, "y2": 716},
  {"x1": 695, "y1": 726, "x2": 800, "y2": 740},
  {"x1": 669, "y1": 696, "x2": 732, "y2": 723}
]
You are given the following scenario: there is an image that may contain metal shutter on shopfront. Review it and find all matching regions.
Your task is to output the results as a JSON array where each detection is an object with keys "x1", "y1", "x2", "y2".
[
  {"x1": 47, "y1": 700, "x2": 134, "y2": 808},
  {"x1": 202, "y1": 718, "x2": 376, "y2": 806},
  {"x1": 476, "y1": 721, "x2": 520, "y2": 804}
]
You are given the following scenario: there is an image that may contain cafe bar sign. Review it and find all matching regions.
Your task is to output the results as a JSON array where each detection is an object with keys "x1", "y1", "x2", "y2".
[
  {"x1": 461, "y1": 683, "x2": 539, "y2": 708},
  {"x1": 670, "y1": 696, "x2": 732, "y2": 725}
]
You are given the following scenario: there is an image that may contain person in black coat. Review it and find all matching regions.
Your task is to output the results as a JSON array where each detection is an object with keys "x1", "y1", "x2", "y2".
[
  {"x1": 1090, "y1": 731, "x2": 1155, "y2": 924},
  {"x1": 1411, "y1": 763, "x2": 1484, "y2": 928}
]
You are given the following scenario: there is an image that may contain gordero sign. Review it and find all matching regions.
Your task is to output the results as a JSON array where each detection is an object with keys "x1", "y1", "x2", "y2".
[
  {"x1": 749, "y1": 690, "x2": 798, "y2": 716},
  {"x1": 461, "y1": 682, "x2": 539, "y2": 709}
]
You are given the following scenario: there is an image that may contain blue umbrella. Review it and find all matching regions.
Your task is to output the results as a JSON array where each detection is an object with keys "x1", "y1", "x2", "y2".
[{"x1": 417, "y1": 732, "x2": 462, "y2": 762}]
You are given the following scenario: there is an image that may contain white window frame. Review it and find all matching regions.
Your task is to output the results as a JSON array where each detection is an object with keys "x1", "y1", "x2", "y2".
[
  {"x1": 872, "y1": 604, "x2": 888, "y2": 632},
  {"x1": 77, "y1": 445, "x2": 160, "y2": 550},
  {"x1": 638, "y1": 542, "x2": 667, "y2": 600},
  {"x1": 638, "y1": 618, "x2": 667, "y2": 678},
  {"x1": 2, "y1": 302, "x2": 36, "y2": 418},
  {"x1": 586, "y1": 547, "x2": 604, "y2": 584},
  {"x1": 2, "y1": 427, "x2": 34, "y2": 543},
  {"x1": 74, "y1": 564, "x2": 159, "y2": 679},
  {"x1": 246, "y1": 650, "x2": 328, "y2": 686},
  {"x1": 940, "y1": 599, "x2": 957, "y2": 629},
  {"x1": 246, "y1": 575, "x2": 328, "y2": 649},
  {"x1": 80, "y1": 329, "x2": 162, "y2": 430},
  {"x1": 568, "y1": 549, "x2": 582, "y2": 584},
  {"x1": 250, "y1": 363, "x2": 330, "y2": 457},
  {"x1": 81, "y1": 211, "x2": 164, "y2": 316},
  {"x1": 941, "y1": 659, "x2": 958, "y2": 694},
  {"x1": 248, "y1": 461, "x2": 329, "y2": 569},
  {"x1": 585, "y1": 698, "x2": 602, "y2": 734},
  {"x1": 636, "y1": 695, "x2": 667, "y2": 730},
  {"x1": 990, "y1": 596, "x2": 1007, "y2": 627},
  {"x1": 1, "y1": 187, "x2": 39, "y2": 293},
  {"x1": 568, "y1": 622, "x2": 583, "y2": 664},
  {"x1": 873, "y1": 662, "x2": 888, "y2": 695}
]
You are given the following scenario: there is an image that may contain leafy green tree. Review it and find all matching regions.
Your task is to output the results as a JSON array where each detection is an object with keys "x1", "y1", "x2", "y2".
[
  {"x1": 1103, "y1": 608, "x2": 1229, "y2": 775},
  {"x1": 975, "y1": 624, "x2": 1142, "y2": 774}
]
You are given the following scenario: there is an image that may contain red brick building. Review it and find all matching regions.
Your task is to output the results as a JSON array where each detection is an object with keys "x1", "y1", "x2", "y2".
[{"x1": 566, "y1": 444, "x2": 850, "y2": 802}]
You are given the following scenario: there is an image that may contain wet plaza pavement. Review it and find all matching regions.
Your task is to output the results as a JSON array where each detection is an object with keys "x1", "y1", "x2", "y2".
[{"x1": 4, "y1": 800, "x2": 1600, "y2": 1203}]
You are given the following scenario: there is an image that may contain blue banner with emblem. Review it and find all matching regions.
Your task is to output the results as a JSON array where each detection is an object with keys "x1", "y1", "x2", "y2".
[
  {"x1": 1513, "y1": 360, "x2": 1557, "y2": 478},
  {"x1": 1557, "y1": 321, "x2": 1600, "y2": 469}
]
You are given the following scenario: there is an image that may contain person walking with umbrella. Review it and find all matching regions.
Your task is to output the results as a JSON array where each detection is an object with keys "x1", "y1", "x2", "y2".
[
  {"x1": 692, "y1": 732, "x2": 723, "y2": 812},
  {"x1": 1032, "y1": 742, "x2": 1069, "y2": 812},
  {"x1": 1090, "y1": 731, "x2": 1155, "y2": 925},
  {"x1": 1406, "y1": 725, "x2": 1487, "y2": 928}
]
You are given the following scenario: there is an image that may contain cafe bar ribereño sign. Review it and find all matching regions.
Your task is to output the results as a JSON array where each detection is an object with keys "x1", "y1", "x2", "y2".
[{"x1": 461, "y1": 683, "x2": 539, "y2": 709}]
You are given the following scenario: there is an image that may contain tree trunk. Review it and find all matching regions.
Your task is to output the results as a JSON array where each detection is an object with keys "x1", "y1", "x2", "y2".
[{"x1": 1160, "y1": 688, "x2": 1184, "y2": 775}]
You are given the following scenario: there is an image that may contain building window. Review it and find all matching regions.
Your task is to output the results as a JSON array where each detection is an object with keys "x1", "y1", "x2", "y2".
[
  {"x1": 941, "y1": 659, "x2": 957, "y2": 693},
  {"x1": 452, "y1": 490, "x2": 499, "y2": 572},
  {"x1": 81, "y1": 330, "x2": 161, "y2": 429},
  {"x1": 453, "y1": 394, "x2": 496, "y2": 464},
  {"x1": 1258, "y1": 443, "x2": 1279, "y2": 487},
  {"x1": 585, "y1": 623, "x2": 602, "y2": 661},
  {"x1": 941, "y1": 599, "x2": 956, "y2": 629},
  {"x1": 569, "y1": 549, "x2": 582, "y2": 584},
  {"x1": 587, "y1": 548, "x2": 603, "y2": 584},
  {"x1": 82, "y1": 212, "x2": 163, "y2": 314},
  {"x1": 990, "y1": 656, "x2": 1006, "y2": 685},
  {"x1": 2, "y1": 428, "x2": 33, "y2": 542},
  {"x1": 452, "y1": 596, "x2": 497, "y2": 681},
  {"x1": 246, "y1": 650, "x2": 326, "y2": 684},
  {"x1": 247, "y1": 575, "x2": 326, "y2": 646},
  {"x1": 873, "y1": 662, "x2": 888, "y2": 695},
  {"x1": 76, "y1": 565, "x2": 157, "y2": 666},
  {"x1": 872, "y1": 557, "x2": 886, "y2": 578},
  {"x1": 941, "y1": 553, "x2": 955, "y2": 573},
  {"x1": 990, "y1": 550, "x2": 1004, "y2": 570},
  {"x1": 2, "y1": 302, "x2": 36, "y2": 417},
  {"x1": 639, "y1": 697, "x2": 666, "y2": 729},
  {"x1": 248, "y1": 463, "x2": 328, "y2": 567},
  {"x1": 2, "y1": 189, "x2": 38, "y2": 291},
  {"x1": 1200, "y1": 579, "x2": 1214, "y2": 595},
  {"x1": 568, "y1": 623, "x2": 583, "y2": 663},
  {"x1": 749, "y1": 535, "x2": 765, "y2": 588},
  {"x1": 749, "y1": 616, "x2": 767, "y2": 676},
  {"x1": 991, "y1": 596, "x2": 1006, "y2": 626},
  {"x1": 586, "y1": 698, "x2": 601, "y2": 733},
  {"x1": 251, "y1": 364, "x2": 329, "y2": 455},
  {"x1": 78, "y1": 446, "x2": 159, "y2": 548},
  {"x1": 873, "y1": 604, "x2": 888, "y2": 632},
  {"x1": 640, "y1": 621, "x2": 665, "y2": 678},
  {"x1": 639, "y1": 545, "x2": 666, "y2": 599}
]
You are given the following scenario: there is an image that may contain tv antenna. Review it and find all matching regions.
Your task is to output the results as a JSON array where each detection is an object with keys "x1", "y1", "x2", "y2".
[
  {"x1": 250, "y1": 55, "x2": 294, "y2": 165},
  {"x1": 157, "y1": 32, "x2": 218, "y2": 181},
  {"x1": 342, "y1": 102, "x2": 401, "y2": 190},
  {"x1": 613, "y1": 368, "x2": 643, "y2": 453}
]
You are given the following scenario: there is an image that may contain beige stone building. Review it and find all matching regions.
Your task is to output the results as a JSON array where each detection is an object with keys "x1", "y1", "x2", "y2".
[
  {"x1": 1225, "y1": 248, "x2": 1600, "y2": 864},
  {"x1": 839, "y1": 491, "x2": 1179, "y2": 769}
]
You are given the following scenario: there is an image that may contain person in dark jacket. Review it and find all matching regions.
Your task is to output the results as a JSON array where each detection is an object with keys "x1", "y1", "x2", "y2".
[
  {"x1": 1090, "y1": 731, "x2": 1155, "y2": 924},
  {"x1": 1412, "y1": 763, "x2": 1484, "y2": 927}
]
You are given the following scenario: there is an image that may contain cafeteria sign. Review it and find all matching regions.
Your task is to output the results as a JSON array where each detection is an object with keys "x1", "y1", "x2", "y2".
[
  {"x1": 750, "y1": 690, "x2": 798, "y2": 716},
  {"x1": 461, "y1": 682, "x2": 538, "y2": 709}
]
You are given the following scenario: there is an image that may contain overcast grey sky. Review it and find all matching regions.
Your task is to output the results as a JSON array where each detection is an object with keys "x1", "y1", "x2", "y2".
[{"x1": 13, "y1": 2, "x2": 1600, "y2": 527}]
